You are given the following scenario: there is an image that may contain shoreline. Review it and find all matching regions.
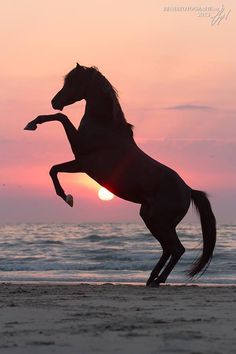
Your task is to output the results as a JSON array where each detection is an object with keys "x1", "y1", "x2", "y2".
[
  {"x1": 1, "y1": 280, "x2": 236, "y2": 287},
  {"x1": 0, "y1": 283, "x2": 235, "y2": 353}
]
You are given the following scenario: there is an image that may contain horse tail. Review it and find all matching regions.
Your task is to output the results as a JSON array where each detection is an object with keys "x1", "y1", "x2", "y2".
[{"x1": 188, "y1": 189, "x2": 216, "y2": 277}]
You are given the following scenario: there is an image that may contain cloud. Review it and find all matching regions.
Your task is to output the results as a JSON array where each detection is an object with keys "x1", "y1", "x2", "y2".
[{"x1": 164, "y1": 104, "x2": 214, "y2": 111}]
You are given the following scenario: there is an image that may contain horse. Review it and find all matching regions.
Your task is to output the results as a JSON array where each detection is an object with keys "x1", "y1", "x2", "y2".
[{"x1": 24, "y1": 63, "x2": 216, "y2": 286}]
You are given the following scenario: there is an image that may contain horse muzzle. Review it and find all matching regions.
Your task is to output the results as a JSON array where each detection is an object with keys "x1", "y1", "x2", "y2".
[{"x1": 51, "y1": 99, "x2": 64, "y2": 111}]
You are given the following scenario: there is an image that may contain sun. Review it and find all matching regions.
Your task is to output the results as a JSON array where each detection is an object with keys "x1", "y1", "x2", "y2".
[{"x1": 98, "y1": 187, "x2": 114, "y2": 201}]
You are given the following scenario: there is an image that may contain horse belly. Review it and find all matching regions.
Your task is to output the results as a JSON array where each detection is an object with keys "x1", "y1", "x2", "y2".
[{"x1": 84, "y1": 152, "x2": 163, "y2": 204}]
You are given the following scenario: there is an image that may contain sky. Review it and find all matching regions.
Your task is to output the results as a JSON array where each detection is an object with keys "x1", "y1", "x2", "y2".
[{"x1": 0, "y1": 0, "x2": 235, "y2": 223}]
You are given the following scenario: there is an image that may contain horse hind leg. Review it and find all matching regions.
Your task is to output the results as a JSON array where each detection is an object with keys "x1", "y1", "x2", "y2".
[
  {"x1": 140, "y1": 204, "x2": 170, "y2": 285},
  {"x1": 150, "y1": 228, "x2": 185, "y2": 286},
  {"x1": 140, "y1": 204, "x2": 185, "y2": 287},
  {"x1": 146, "y1": 250, "x2": 171, "y2": 286},
  {"x1": 148, "y1": 226, "x2": 185, "y2": 287}
]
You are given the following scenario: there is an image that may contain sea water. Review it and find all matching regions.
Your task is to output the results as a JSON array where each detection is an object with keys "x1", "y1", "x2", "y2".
[{"x1": 0, "y1": 223, "x2": 235, "y2": 285}]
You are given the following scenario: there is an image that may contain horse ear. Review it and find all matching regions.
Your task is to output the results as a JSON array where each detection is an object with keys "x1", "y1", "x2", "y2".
[{"x1": 76, "y1": 62, "x2": 81, "y2": 68}]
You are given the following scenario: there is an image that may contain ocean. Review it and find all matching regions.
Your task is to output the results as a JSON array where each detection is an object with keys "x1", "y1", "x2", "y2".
[{"x1": 0, "y1": 223, "x2": 235, "y2": 285}]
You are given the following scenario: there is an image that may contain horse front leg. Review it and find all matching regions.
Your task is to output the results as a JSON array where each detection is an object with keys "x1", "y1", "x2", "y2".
[
  {"x1": 49, "y1": 160, "x2": 83, "y2": 207},
  {"x1": 24, "y1": 113, "x2": 79, "y2": 157},
  {"x1": 24, "y1": 113, "x2": 65, "y2": 130}
]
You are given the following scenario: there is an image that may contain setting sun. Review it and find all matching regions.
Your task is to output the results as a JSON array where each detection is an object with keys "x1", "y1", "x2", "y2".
[{"x1": 98, "y1": 187, "x2": 114, "y2": 201}]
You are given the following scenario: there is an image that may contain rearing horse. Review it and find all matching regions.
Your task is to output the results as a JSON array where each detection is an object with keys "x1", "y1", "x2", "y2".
[{"x1": 25, "y1": 63, "x2": 216, "y2": 286}]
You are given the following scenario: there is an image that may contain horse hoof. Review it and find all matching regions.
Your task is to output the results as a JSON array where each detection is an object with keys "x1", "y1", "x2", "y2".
[
  {"x1": 148, "y1": 281, "x2": 160, "y2": 288},
  {"x1": 66, "y1": 194, "x2": 73, "y2": 207},
  {"x1": 24, "y1": 122, "x2": 37, "y2": 131},
  {"x1": 146, "y1": 278, "x2": 161, "y2": 288}
]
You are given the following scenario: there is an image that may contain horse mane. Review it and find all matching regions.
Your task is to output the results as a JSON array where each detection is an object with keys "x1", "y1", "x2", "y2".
[{"x1": 90, "y1": 66, "x2": 134, "y2": 136}]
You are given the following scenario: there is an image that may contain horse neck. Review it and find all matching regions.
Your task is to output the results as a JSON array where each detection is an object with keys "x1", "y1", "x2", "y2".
[
  {"x1": 85, "y1": 82, "x2": 125, "y2": 126},
  {"x1": 82, "y1": 73, "x2": 134, "y2": 141},
  {"x1": 85, "y1": 90, "x2": 108, "y2": 121}
]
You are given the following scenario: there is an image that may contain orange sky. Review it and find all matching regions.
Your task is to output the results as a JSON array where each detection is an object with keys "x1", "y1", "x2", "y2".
[{"x1": 0, "y1": 1, "x2": 235, "y2": 223}]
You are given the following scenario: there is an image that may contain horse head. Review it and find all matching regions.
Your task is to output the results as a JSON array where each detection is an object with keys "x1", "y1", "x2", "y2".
[{"x1": 51, "y1": 63, "x2": 90, "y2": 110}]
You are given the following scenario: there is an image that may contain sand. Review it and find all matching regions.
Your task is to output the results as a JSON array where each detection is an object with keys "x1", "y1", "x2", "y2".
[{"x1": 0, "y1": 283, "x2": 235, "y2": 354}]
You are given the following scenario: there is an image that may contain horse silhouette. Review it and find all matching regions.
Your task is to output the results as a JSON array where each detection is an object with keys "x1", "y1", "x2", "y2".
[{"x1": 25, "y1": 63, "x2": 216, "y2": 286}]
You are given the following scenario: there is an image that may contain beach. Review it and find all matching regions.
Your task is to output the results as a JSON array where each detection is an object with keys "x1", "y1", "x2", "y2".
[{"x1": 0, "y1": 283, "x2": 235, "y2": 354}]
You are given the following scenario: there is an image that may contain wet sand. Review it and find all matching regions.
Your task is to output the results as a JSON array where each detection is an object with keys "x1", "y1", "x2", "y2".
[{"x1": 0, "y1": 283, "x2": 235, "y2": 353}]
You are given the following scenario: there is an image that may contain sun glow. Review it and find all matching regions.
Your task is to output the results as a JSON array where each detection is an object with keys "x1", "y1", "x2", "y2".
[{"x1": 98, "y1": 187, "x2": 114, "y2": 201}]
